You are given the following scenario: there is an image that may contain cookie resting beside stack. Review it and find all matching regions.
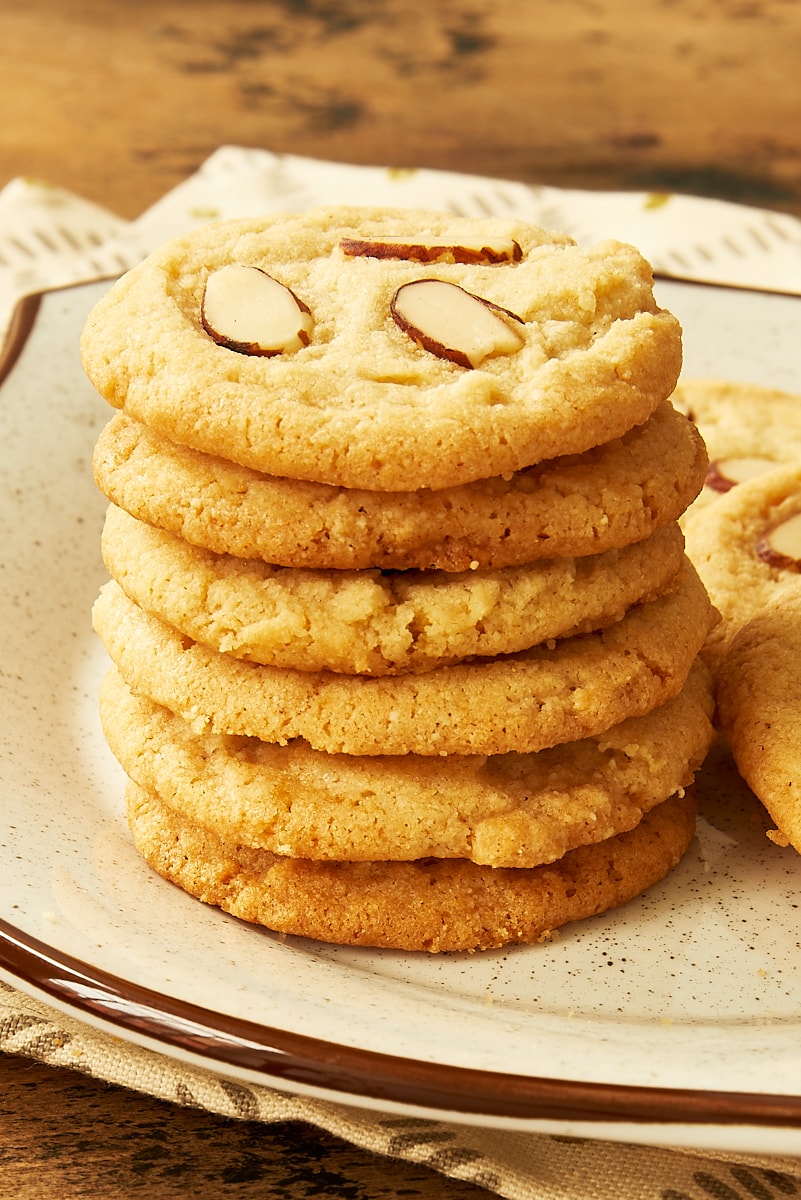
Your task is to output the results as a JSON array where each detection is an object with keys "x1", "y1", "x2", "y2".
[
  {"x1": 82, "y1": 205, "x2": 717, "y2": 952},
  {"x1": 681, "y1": 439, "x2": 801, "y2": 855}
]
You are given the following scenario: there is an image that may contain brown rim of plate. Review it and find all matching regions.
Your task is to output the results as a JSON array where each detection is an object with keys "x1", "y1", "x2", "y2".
[
  {"x1": 0, "y1": 276, "x2": 123, "y2": 388},
  {"x1": 0, "y1": 293, "x2": 42, "y2": 387},
  {"x1": 1, "y1": 916, "x2": 800, "y2": 1129}
]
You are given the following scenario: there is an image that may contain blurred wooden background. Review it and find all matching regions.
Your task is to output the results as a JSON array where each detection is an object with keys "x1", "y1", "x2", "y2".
[{"x1": 2, "y1": 0, "x2": 801, "y2": 218}]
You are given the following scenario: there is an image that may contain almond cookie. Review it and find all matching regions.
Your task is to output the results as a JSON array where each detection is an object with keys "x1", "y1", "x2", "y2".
[
  {"x1": 674, "y1": 377, "x2": 801, "y2": 517},
  {"x1": 103, "y1": 661, "x2": 713, "y2": 868},
  {"x1": 100, "y1": 504, "x2": 686, "y2": 676},
  {"x1": 93, "y1": 560, "x2": 715, "y2": 757},
  {"x1": 683, "y1": 463, "x2": 801, "y2": 667},
  {"x1": 717, "y1": 585, "x2": 801, "y2": 854},
  {"x1": 80, "y1": 206, "x2": 682, "y2": 492},
  {"x1": 126, "y1": 781, "x2": 697, "y2": 952},
  {"x1": 92, "y1": 403, "x2": 706, "y2": 572}
]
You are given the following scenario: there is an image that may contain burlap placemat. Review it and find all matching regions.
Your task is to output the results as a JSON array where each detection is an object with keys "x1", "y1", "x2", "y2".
[{"x1": 2, "y1": 981, "x2": 799, "y2": 1200}]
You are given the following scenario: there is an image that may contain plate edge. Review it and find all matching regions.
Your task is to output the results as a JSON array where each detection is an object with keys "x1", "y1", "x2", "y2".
[{"x1": 2, "y1": 917, "x2": 801, "y2": 1130}]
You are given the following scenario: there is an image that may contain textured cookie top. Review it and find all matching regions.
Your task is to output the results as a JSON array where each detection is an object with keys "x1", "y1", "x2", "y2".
[
  {"x1": 93, "y1": 560, "x2": 715, "y2": 757},
  {"x1": 675, "y1": 377, "x2": 801, "y2": 520},
  {"x1": 104, "y1": 662, "x2": 713, "y2": 868},
  {"x1": 81, "y1": 206, "x2": 682, "y2": 491},
  {"x1": 684, "y1": 463, "x2": 801, "y2": 667},
  {"x1": 100, "y1": 504, "x2": 686, "y2": 675},
  {"x1": 93, "y1": 402, "x2": 706, "y2": 571}
]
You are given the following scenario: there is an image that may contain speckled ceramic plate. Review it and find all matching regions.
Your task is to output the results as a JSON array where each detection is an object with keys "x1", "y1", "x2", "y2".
[{"x1": 2, "y1": 280, "x2": 801, "y2": 1157}]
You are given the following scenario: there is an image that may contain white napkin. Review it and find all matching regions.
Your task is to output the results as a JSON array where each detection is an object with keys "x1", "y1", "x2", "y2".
[
  {"x1": 0, "y1": 177, "x2": 129, "y2": 339},
  {"x1": 3, "y1": 145, "x2": 801, "y2": 351}
]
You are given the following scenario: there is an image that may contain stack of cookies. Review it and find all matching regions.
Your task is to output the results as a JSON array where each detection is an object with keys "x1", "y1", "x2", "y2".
[{"x1": 82, "y1": 206, "x2": 718, "y2": 952}]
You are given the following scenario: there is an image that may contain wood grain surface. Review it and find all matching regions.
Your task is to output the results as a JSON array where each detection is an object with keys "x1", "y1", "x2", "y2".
[
  {"x1": 2, "y1": 0, "x2": 801, "y2": 219},
  {"x1": 0, "y1": 1055, "x2": 491, "y2": 1199},
  {"x1": 1, "y1": 2, "x2": 800, "y2": 1196}
]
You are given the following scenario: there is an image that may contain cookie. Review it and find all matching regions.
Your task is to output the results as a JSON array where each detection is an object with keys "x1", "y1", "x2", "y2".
[
  {"x1": 100, "y1": 504, "x2": 686, "y2": 676},
  {"x1": 92, "y1": 402, "x2": 706, "y2": 571},
  {"x1": 93, "y1": 560, "x2": 715, "y2": 757},
  {"x1": 104, "y1": 660, "x2": 713, "y2": 868},
  {"x1": 716, "y1": 584, "x2": 801, "y2": 854},
  {"x1": 683, "y1": 463, "x2": 801, "y2": 667},
  {"x1": 80, "y1": 206, "x2": 682, "y2": 491},
  {"x1": 126, "y1": 782, "x2": 697, "y2": 952},
  {"x1": 674, "y1": 377, "x2": 801, "y2": 517}
]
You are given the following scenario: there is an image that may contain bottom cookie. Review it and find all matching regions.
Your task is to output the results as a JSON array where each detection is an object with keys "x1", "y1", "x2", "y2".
[{"x1": 126, "y1": 782, "x2": 697, "y2": 953}]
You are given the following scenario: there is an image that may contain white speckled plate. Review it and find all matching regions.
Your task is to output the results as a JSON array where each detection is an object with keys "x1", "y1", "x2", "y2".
[{"x1": 2, "y1": 279, "x2": 801, "y2": 1157}]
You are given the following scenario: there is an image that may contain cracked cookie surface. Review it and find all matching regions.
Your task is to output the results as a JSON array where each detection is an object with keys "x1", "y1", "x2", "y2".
[
  {"x1": 93, "y1": 402, "x2": 705, "y2": 571},
  {"x1": 94, "y1": 559, "x2": 715, "y2": 757},
  {"x1": 81, "y1": 206, "x2": 682, "y2": 491},
  {"x1": 105, "y1": 662, "x2": 714, "y2": 869},
  {"x1": 100, "y1": 504, "x2": 686, "y2": 675}
]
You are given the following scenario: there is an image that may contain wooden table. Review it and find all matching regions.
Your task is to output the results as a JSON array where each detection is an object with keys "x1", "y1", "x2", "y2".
[
  {"x1": 0, "y1": 1054, "x2": 496, "y2": 1199},
  {"x1": 3, "y1": 0, "x2": 801, "y2": 220},
  {"x1": 2, "y1": 2, "x2": 801, "y2": 1196}
]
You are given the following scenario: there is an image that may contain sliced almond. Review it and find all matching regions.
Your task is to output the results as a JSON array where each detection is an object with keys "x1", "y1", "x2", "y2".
[
  {"x1": 201, "y1": 264, "x2": 313, "y2": 356},
  {"x1": 390, "y1": 279, "x2": 525, "y2": 369},
  {"x1": 705, "y1": 455, "x2": 777, "y2": 493},
  {"x1": 340, "y1": 234, "x2": 522, "y2": 265},
  {"x1": 756, "y1": 511, "x2": 801, "y2": 570}
]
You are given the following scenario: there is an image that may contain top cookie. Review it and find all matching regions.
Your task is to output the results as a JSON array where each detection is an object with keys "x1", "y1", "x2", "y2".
[{"x1": 80, "y1": 206, "x2": 683, "y2": 491}]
